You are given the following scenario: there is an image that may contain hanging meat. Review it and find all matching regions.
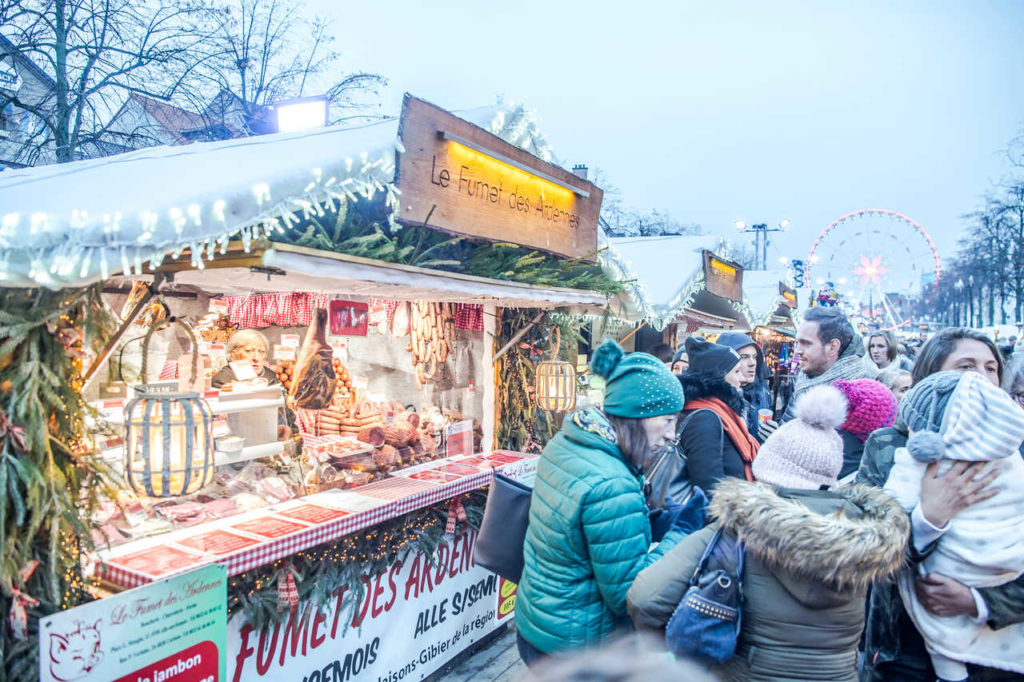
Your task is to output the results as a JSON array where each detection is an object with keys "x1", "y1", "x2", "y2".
[{"x1": 288, "y1": 308, "x2": 337, "y2": 410}]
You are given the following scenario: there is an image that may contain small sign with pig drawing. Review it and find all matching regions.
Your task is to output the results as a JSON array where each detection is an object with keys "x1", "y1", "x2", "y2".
[{"x1": 39, "y1": 565, "x2": 225, "y2": 682}]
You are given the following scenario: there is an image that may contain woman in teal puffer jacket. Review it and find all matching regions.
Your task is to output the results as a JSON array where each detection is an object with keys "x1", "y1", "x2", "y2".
[{"x1": 515, "y1": 340, "x2": 694, "y2": 664}]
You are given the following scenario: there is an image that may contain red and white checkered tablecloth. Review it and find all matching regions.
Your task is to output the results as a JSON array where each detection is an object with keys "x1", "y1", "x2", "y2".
[{"x1": 96, "y1": 452, "x2": 536, "y2": 589}]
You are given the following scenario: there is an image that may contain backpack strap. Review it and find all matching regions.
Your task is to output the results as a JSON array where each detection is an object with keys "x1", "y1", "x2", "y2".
[{"x1": 677, "y1": 407, "x2": 725, "y2": 463}]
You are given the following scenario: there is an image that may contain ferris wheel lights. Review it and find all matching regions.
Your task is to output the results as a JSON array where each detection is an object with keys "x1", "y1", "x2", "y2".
[
  {"x1": 809, "y1": 254, "x2": 820, "y2": 263},
  {"x1": 816, "y1": 278, "x2": 825, "y2": 285},
  {"x1": 839, "y1": 277, "x2": 848, "y2": 284},
  {"x1": 734, "y1": 220, "x2": 746, "y2": 231},
  {"x1": 779, "y1": 257, "x2": 791, "y2": 265},
  {"x1": 779, "y1": 219, "x2": 791, "y2": 230}
]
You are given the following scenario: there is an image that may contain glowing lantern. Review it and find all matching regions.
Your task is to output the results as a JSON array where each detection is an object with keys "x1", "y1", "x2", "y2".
[
  {"x1": 124, "y1": 320, "x2": 214, "y2": 497},
  {"x1": 534, "y1": 328, "x2": 576, "y2": 412}
]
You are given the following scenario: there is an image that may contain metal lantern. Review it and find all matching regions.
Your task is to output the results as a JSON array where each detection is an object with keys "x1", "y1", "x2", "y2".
[
  {"x1": 124, "y1": 319, "x2": 214, "y2": 497},
  {"x1": 535, "y1": 328, "x2": 577, "y2": 412}
]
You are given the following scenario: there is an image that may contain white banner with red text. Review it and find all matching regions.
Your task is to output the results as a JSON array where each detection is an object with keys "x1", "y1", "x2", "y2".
[{"x1": 227, "y1": 530, "x2": 517, "y2": 682}]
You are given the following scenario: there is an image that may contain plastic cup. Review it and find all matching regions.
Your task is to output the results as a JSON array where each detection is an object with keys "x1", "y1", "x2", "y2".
[{"x1": 758, "y1": 409, "x2": 773, "y2": 425}]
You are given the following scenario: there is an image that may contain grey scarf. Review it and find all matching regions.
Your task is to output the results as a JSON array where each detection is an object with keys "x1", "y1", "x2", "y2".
[{"x1": 782, "y1": 353, "x2": 875, "y2": 422}]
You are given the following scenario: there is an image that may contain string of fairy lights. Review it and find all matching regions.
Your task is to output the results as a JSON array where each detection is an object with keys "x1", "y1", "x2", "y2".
[{"x1": 0, "y1": 100, "x2": 555, "y2": 289}]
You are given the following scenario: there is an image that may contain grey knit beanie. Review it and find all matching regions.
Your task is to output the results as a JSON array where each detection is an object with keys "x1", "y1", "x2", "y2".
[{"x1": 897, "y1": 371, "x2": 961, "y2": 433}]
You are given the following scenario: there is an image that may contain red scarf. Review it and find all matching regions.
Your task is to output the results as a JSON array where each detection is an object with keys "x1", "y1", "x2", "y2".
[{"x1": 685, "y1": 397, "x2": 760, "y2": 481}]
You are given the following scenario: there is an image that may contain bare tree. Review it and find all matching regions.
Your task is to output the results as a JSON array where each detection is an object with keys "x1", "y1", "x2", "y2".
[
  {"x1": 197, "y1": 0, "x2": 386, "y2": 133},
  {"x1": 0, "y1": 0, "x2": 220, "y2": 164}
]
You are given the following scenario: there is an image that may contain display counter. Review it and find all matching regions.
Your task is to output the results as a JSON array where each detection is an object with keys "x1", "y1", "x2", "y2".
[{"x1": 96, "y1": 451, "x2": 536, "y2": 588}]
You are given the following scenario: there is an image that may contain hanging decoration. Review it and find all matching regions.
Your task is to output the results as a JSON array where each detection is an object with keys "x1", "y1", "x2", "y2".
[{"x1": 535, "y1": 328, "x2": 577, "y2": 413}]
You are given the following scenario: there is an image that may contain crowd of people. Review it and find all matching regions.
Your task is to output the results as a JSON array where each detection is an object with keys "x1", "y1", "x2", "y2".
[{"x1": 513, "y1": 308, "x2": 1024, "y2": 682}]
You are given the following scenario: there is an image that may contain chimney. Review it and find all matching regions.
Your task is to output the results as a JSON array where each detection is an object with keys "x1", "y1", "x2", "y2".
[{"x1": 571, "y1": 164, "x2": 588, "y2": 181}]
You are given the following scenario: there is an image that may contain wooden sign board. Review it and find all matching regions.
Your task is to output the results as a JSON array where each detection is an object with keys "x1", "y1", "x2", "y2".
[
  {"x1": 395, "y1": 95, "x2": 602, "y2": 260},
  {"x1": 702, "y1": 250, "x2": 743, "y2": 302}
]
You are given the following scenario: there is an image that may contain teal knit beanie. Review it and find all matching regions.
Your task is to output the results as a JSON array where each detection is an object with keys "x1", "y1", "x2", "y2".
[{"x1": 591, "y1": 339, "x2": 686, "y2": 418}]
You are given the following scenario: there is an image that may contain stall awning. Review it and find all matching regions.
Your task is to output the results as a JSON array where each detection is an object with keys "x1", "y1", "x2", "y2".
[
  {"x1": 743, "y1": 269, "x2": 798, "y2": 330},
  {"x1": 156, "y1": 243, "x2": 609, "y2": 309},
  {"x1": 602, "y1": 234, "x2": 750, "y2": 329}
]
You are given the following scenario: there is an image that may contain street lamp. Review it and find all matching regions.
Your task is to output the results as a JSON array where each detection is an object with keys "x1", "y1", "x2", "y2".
[{"x1": 735, "y1": 219, "x2": 790, "y2": 271}]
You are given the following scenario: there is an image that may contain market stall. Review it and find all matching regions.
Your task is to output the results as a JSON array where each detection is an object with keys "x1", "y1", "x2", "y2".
[
  {"x1": 739, "y1": 270, "x2": 799, "y2": 410},
  {"x1": 601, "y1": 234, "x2": 752, "y2": 349},
  {"x1": 0, "y1": 95, "x2": 613, "y2": 681}
]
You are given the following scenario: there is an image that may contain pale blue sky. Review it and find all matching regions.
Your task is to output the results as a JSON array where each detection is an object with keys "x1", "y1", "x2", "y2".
[{"x1": 310, "y1": 0, "x2": 1024, "y2": 273}]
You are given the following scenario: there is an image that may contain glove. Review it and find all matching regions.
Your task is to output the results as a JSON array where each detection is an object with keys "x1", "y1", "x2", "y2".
[{"x1": 758, "y1": 419, "x2": 779, "y2": 442}]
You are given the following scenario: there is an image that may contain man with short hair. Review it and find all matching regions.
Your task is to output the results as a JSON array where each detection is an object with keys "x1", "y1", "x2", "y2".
[
  {"x1": 781, "y1": 307, "x2": 875, "y2": 419},
  {"x1": 772, "y1": 307, "x2": 877, "y2": 474}
]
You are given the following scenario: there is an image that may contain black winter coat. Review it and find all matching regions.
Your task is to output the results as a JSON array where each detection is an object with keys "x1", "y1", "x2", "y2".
[{"x1": 676, "y1": 373, "x2": 749, "y2": 499}]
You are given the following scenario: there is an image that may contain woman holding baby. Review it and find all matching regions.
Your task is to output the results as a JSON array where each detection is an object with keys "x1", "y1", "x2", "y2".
[{"x1": 859, "y1": 328, "x2": 1024, "y2": 682}]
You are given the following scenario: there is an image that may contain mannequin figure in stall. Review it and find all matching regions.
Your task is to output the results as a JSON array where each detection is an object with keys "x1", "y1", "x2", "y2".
[
  {"x1": 211, "y1": 329, "x2": 291, "y2": 439},
  {"x1": 211, "y1": 330, "x2": 280, "y2": 388}
]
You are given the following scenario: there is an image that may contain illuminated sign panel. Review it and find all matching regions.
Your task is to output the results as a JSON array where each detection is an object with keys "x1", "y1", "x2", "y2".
[
  {"x1": 702, "y1": 250, "x2": 743, "y2": 302},
  {"x1": 396, "y1": 96, "x2": 602, "y2": 260}
]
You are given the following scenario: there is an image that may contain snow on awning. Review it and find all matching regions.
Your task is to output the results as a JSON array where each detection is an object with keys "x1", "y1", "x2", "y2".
[
  {"x1": 0, "y1": 119, "x2": 400, "y2": 287},
  {"x1": 602, "y1": 234, "x2": 749, "y2": 329},
  {"x1": 0, "y1": 96, "x2": 561, "y2": 289},
  {"x1": 743, "y1": 269, "x2": 798, "y2": 328}
]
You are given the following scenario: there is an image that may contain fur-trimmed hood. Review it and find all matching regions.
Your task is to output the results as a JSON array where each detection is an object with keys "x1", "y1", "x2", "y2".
[
  {"x1": 679, "y1": 372, "x2": 747, "y2": 415},
  {"x1": 710, "y1": 478, "x2": 909, "y2": 595}
]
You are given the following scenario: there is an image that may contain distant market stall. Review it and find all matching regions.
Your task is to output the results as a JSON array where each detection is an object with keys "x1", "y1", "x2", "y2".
[
  {"x1": 0, "y1": 95, "x2": 614, "y2": 681},
  {"x1": 602, "y1": 234, "x2": 752, "y2": 348}
]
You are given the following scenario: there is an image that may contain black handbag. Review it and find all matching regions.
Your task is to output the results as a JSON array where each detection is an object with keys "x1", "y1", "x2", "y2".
[
  {"x1": 665, "y1": 528, "x2": 744, "y2": 664},
  {"x1": 473, "y1": 471, "x2": 532, "y2": 583}
]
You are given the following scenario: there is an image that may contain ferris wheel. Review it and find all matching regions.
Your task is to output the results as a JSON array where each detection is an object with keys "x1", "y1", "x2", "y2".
[{"x1": 806, "y1": 209, "x2": 941, "y2": 328}]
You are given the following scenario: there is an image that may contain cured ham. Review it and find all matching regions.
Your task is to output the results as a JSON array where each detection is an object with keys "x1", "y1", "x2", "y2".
[{"x1": 288, "y1": 308, "x2": 337, "y2": 409}]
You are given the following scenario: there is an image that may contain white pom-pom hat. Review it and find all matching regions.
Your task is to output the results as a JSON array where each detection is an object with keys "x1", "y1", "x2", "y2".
[{"x1": 751, "y1": 385, "x2": 848, "y2": 490}]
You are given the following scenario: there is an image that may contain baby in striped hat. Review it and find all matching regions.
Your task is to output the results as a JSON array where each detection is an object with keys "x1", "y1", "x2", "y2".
[{"x1": 884, "y1": 370, "x2": 1024, "y2": 681}]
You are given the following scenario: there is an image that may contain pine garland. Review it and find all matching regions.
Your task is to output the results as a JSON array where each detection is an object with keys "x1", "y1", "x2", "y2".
[
  {"x1": 228, "y1": 491, "x2": 486, "y2": 631},
  {"x1": 281, "y1": 193, "x2": 623, "y2": 295},
  {"x1": 495, "y1": 309, "x2": 581, "y2": 452},
  {"x1": 0, "y1": 286, "x2": 115, "y2": 682}
]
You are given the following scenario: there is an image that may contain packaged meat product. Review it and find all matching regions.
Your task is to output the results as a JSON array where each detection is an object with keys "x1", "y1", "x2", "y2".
[
  {"x1": 92, "y1": 524, "x2": 127, "y2": 547},
  {"x1": 343, "y1": 470, "x2": 373, "y2": 487},
  {"x1": 156, "y1": 502, "x2": 209, "y2": 524},
  {"x1": 383, "y1": 421, "x2": 417, "y2": 448},
  {"x1": 256, "y1": 476, "x2": 294, "y2": 503},
  {"x1": 288, "y1": 309, "x2": 337, "y2": 409},
  {"x1": 377, "y1": 444, "x2": 401, "y2": 468},
  {"x1": 232, "y1": 492, "x2": 269, "y2": 512},
  {"x1": 420, "y1": 432, "x2": 438, "y2": 454},
  {"x1": 356, "y1": 425, "x2": 385, "y2": 446},
  {"x1": 202, "y1": 498, "x2": 239, "y2": 519},
  {"x1": 330, "y1": 451, "x2": 377, "y2": 472}
]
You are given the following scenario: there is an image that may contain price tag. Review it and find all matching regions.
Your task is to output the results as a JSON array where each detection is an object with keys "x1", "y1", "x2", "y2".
[
  {"x1": 280, "y1": 333, "x2": 301, "y2": 348},
  {"x1": 209, "y1": 298, "x2": 229, "y2": 315},
  {"x1": 330, "y1": 342, "x2": 348, "y2": 363},
  {"x1": 446, "y1": 419, "x2": 474, "y2": 459},
  {"x1": 273, "y1": 345, "x2": 297, "y2": 362}
]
